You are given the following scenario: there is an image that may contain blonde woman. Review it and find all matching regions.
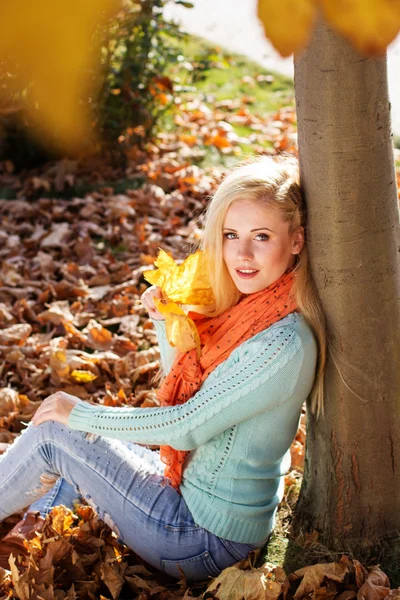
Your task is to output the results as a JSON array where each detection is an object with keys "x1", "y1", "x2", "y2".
[{"x1": 0, "y1": 156, "x2": 326, "y2": 582}]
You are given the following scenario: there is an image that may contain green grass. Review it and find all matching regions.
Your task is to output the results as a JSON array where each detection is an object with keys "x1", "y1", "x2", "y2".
[
  {"x1": 165, "y1": 33, "x2": 293, "y2": 111},
  {"x1": 158, "y1": 33, "x2": 294, "y2": 168}
]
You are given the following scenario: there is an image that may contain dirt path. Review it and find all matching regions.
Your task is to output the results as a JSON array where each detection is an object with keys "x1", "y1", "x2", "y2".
[{"x1": 165, "y1": 0, "x2": 400, "y2": 135}]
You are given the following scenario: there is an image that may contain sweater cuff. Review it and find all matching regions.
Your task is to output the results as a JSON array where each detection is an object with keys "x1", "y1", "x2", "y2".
[
  {"x1": 150, "y1": 317, "x2": 177, "y2": 375},
  {"x1": 151, "y1": 317, "x2": 167, "y2": 340},
  {"x1": 68, "y1": 401, "x2": 98, "y2": 431}
]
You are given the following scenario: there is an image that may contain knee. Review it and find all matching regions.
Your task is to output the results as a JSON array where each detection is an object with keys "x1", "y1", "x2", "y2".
[{"x1": 33, "y1": 420, "x2": 65, "y2": 439}]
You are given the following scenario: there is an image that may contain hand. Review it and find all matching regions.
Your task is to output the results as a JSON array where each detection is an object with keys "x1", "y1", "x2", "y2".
[
  {"x1": 32, "y1": 392, "x2": 82, "y2": 427},
  {"x1": 140, "y1": 285, "x2": 165, "y2": 321}
]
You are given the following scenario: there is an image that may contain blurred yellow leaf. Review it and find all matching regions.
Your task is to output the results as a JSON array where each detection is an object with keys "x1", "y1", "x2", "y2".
[
  {"x1": 320, "y1": 0, "x2": 400, "y2": 55},
  {"x1": 257, "y1": 0, "x2": 317, "y2": 57},
  {"x1": 257, "y1": 0, "x2": 400, "y2": 57},
  {"x1": 143, "y1": 249, "x2": 215, "y2": 306},
  {"x1": 50, "y1": 348, "x2": 70, "y2": 379},
  {"x1": 0, "y1": 0, "x2": 120, "y2": 153},
  {"x1": 154, "y1": 299, "x2": 201, "y2": 356},
  {"x1": 71, "y1": 370, "x2": 98, "y2": 383}
]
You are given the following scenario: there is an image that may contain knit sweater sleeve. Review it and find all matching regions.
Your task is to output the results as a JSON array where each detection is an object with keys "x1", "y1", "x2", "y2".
[
  {"x1": 68, "y1": 326, "x2": 307, "y2": 450},
  {"x1": 151, "y1": 318, "x2": 178, "y2": 375}
]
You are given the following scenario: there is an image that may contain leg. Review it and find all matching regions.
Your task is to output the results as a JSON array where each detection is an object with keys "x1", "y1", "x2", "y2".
[
  {"x1": 0, "y1": 422, "x2": 254, "y2": 582},
  {"x1": 26, "y1": 440, "x2": 160, "y2": 518},
  {"x1": 27, "y1": 477, "x2": 81, "y2": 518}
]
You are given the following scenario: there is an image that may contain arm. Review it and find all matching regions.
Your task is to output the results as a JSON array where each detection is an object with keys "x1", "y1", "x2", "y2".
[
  {"x1": 141, "y1": 284, "x2": 178, "y2": 375},
  {"x1": 151, "y1": 318, "x2": 178, "y2": 375},
  {"x1": 68, "y1": 326, "x2": 307, "y2": 450}
]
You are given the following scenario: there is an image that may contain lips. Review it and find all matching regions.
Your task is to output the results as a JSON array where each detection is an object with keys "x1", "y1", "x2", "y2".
[{"x1": 235, "y1": 268, "x2": 259, "y2": 279}]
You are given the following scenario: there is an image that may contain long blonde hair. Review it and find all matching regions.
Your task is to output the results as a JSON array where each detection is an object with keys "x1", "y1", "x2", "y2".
[{"x1": 197, "y1": 155, "x2": 327, "y2": 416}]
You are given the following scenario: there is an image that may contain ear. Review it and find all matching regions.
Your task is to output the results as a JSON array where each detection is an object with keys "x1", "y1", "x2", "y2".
[{"x1": 292, "y1": 226, "x2": 304, "y2": 255}]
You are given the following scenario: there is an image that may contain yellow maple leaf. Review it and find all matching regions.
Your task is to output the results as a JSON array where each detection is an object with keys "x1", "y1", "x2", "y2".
[
  {"x1": 143, "y1": 250, "x2": 215, "y2": 355},
  {"x1": 154, "y1": 299, "x2": 201, "y2": 357},
  {"x1": 320, "y1": 0, "x2": 400, "y2": 56},
  {"x1": 71, "y1": 370, "x2": 98, "y2": 383},
  {"x1": 144, "y1": 249, "x2": 215, "y2": 356},
  {"x1": 49, "y1": 505, "x2": 76, "y2": 535},
  {"x1": 0, "y1": 0, "x2": 120, "y2": 153},
  {"x1": 257, "y1": 0, "x2": 317, "y2": 57},
  {"x1": 143, "y1": 249, "x2": 215, "y2": 306}
]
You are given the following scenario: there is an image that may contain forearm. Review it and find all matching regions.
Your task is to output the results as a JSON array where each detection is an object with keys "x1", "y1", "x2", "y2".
[
  {"x1": 68, "y1": 328, "x2": 304, "y2": 450},
  {"x1": 151, "y1": 318, "x2": 178, "y2": 375}
]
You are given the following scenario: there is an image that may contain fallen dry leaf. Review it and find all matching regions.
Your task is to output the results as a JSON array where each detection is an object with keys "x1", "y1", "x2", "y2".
[
  {"x1": 204, "y1": 562, "x2": 287, "y2": 600},
  {"x1": 291, "y1": 562, "x2": 348, "y2": 599},
  {"x1": 357, "y1": 567, "x2": 390, "y2": 600}
]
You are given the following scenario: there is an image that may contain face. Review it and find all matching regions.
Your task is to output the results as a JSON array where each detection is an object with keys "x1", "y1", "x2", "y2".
[{"x1": 222, "y1": 199, "x2": 304, "y2": 294}]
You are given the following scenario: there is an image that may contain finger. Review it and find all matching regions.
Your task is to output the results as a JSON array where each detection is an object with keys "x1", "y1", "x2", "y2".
[{"x1": 152, "y1": 286, "x2": 162, "y2": 299}]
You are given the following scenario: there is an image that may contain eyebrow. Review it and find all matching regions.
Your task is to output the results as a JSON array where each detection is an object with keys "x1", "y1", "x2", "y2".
[{"x1": 223, "y1": 227, "x2": 275, "y2": 233}]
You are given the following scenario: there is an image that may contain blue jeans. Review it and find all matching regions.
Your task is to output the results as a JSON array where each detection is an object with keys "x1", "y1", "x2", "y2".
[{"x1": 0, "y1": 421, "x2": 260, "y2": 582}]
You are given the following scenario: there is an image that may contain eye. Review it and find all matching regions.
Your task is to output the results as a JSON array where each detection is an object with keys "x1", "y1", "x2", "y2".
[
  {"x1": 255, "y1": 233, "x2": 269, "y2": 241},
  {"x1": 223, "y1": 232, "x2": 238, "y2": 240}
]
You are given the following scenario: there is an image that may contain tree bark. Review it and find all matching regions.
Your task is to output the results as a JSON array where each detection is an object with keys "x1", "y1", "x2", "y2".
[{"x1": 293, "y1": 17, "x2": 400, "y2": 548}]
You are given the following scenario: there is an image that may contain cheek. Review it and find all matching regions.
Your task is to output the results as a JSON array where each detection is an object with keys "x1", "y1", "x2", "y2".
[{"x1": 222, "y1": 243, "x2": 232, "y2": 267}]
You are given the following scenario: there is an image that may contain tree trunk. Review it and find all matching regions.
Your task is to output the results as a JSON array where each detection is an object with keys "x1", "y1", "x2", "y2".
[{"x1": 293, "y1": 17, "x2": 400, "y2": 549}]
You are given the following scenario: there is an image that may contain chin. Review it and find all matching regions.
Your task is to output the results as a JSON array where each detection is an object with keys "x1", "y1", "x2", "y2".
[{"x1": 235, "y1": 281, "x2": 265, "y2": 295}]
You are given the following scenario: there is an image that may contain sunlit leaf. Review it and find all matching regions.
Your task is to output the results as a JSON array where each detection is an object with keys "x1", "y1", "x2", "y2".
[
  {"x1": 47, "y1": 505, "x2": 75, "y2": 536},
  {"x1": 0, "y1": 388, "x2": 21, "y2": 417},
  {"x1": 71, "y1": 370, "x2": 98, "y2": 383},
  {"x1": 85, "y1": 321, "x2": 113, "y2": 351},
  {"x1": 257, "y1": 0, "x2": 317, "y2": 57},
  {"x1": 320, "y1": 0, "x2": 400, "y2": 56},
  {"x1": 0, "y1": 324, "x2": 32, "y2": 345},
  {"x1": 204, "y1": 563, "x2": 287, "y2": 600},
  {"x1": 0, "y1": 0, "x2": 121, "y2": 153},
  {"x1": 143, "y1": 249, "x2": 215, "y2": 305},
  {"x1": 50, "y1": 348, "x2": 70, "y2": 379},
  {"x1": 154, "y1": 299, "x2": 201, "y2": 356}
]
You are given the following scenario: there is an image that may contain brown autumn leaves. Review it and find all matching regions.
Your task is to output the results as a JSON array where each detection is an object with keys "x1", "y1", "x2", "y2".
[{"x1": 1, "y1": 99, "x2": 400, "y2": 597}]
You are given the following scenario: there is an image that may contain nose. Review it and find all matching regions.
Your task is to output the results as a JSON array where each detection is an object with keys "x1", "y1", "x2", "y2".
[{"x1": 236, "y1": 239, "x2": 254, "y2": 261}]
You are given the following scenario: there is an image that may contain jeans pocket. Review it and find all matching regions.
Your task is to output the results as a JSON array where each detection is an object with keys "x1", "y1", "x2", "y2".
[{"x1": 161, "y1": 550, "x2": 221, "y2": 582}]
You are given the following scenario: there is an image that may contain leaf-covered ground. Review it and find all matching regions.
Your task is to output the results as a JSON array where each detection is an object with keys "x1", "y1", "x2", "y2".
[{"x1": 1, "y1": 53, "x2": 400, "y2": 599}]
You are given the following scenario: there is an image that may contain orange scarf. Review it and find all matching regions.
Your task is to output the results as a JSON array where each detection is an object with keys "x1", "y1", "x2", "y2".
[{"x1": 156, "y1": 268, "x2": 298, "y2": 489}]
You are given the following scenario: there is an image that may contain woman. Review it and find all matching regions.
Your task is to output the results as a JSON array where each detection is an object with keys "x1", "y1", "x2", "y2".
[{"x1": 0, "y1": 156, "x2": 326, "y2": 581}]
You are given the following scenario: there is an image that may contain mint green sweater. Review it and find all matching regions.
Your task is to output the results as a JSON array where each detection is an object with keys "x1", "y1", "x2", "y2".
[{"x1": 68, "y1": 311, "x2": 317, "y2": 544}]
